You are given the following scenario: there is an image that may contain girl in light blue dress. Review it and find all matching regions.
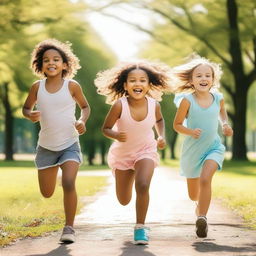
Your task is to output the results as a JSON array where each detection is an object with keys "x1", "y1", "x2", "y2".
[{"x1": 173, "y1": 55, "x2": 233, "y2": 238}]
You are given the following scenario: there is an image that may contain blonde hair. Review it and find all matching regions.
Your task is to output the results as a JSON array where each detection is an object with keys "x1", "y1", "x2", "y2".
[
  {"x1": 31, "y1": 38, "x2": 81, "y2": 79},
  {"x1": 172, "y1": 54, "x2": 223, "y2": 93},
  {"x1": 94, "y1": 60, "x2": 172, "y2": 104}
]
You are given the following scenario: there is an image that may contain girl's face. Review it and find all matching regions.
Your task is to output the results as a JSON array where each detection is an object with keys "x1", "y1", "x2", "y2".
[
  {"x1": 124, "y1": 69, "x2": 150, "y2": 99},
  {"x1": 191, "y1": 64, "x2": 213, "y2": 92},
  {"x1": 42, "y1": 49, "x2": 67, "y2": 77}
]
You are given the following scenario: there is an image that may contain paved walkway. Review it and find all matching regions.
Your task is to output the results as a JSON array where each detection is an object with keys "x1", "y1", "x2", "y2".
[{"x1": 1, "y1": 166, "x2": 256, "y2": 256}]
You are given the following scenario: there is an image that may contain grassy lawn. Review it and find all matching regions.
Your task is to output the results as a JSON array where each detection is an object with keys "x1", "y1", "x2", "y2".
[
  {"x1": 0, "y1": 163, "x2": 108, "y2": 247},
  {"x1": 213, "y1": 160, "x2": 256, "y2": 229},
  {"x1": 163, "y1": 158, "x2": 256, "y2": 229},
  {"x1": 0, "y1": 159, "x2": 109, "y2": 170}
]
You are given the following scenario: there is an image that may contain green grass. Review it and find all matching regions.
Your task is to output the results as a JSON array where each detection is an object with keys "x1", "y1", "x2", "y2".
[
  {"x1": 0, "y1": 165, "x2": 108, "y2": 247},
  {"x1": 0, "y1": 159, "x2": 109, "y2": 170},
  {"x1": 213, "y1": 160, "x2": 256, "y2": 229},
  {"x1": 163, "y1": 159, "x2": 256, "y2": 229}
]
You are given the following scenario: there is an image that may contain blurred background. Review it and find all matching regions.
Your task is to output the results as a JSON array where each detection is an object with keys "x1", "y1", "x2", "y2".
[{"x1": 0, "y1": 0, "x2": 255, "y2": 163}]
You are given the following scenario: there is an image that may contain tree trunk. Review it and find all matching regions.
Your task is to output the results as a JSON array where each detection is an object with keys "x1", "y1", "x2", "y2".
[
  {"x1": 87, "y1": 139, "x2": 95, "y2": 165},
  {"x1": 232, "y1": 85, "x2": 248, "y2": 160},
  {"x1": 227, "y1": 0, "x2": 248, "y2": 160},
  {"x1": 2, "y1": 83, "x2": 14, "y2": 160},
  {"x1": 161, "y1": 149, "x2": 166, "y2": 159},
  {"x1": 168, "y1": 132, "x2": 177, "y2": 160},
  {"x1": 100, "y1": 140, "x2": 106, "y2": 165}
]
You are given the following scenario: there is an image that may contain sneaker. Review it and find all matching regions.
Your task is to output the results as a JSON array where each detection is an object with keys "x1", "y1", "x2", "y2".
[
  {"x1": 60, "y1": 226, "x2": 75, "y2": 243},
  {"x1": 196, "y1": 216, "x2": 208, "y2": 238},
  {"x1": 134, "y1": 226, "x2": 149, "y2": 245}
]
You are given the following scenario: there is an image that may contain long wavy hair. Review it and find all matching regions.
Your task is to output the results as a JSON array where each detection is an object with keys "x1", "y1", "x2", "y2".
[
  {"x1": 94, "y1": 60, "x2": 173, "y2": 104},
  {"x1": 172, "y1": 54, "x2": 223, "y2": 93}
]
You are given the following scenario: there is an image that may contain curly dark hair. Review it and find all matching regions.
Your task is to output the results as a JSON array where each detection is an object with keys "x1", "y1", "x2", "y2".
[
  {"x1": 95, "y1": 60, "x2": 173, "y2": 104},
  {"x1": 31, "y1": 38, "x2": 81, "y2": 78}
]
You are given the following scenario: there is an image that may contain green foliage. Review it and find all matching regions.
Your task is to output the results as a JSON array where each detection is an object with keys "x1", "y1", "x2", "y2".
[
  {"x1": 134, "y1": 0, "x2": 256, "y2": 159},
  {"x1": 0, "y1": 0, "x2": 116, "y2": 160},
  {"x1": 247, "y1": 83, "x2": 256, "y2": 130}
]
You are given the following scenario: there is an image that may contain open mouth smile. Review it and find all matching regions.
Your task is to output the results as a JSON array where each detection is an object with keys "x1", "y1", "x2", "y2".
[
  {"x1": 133, "y1": 88, "x2": 143, "y2": 94},
  {"x1": 199, "y1": 83, "x2": 208, "y2": 87}
]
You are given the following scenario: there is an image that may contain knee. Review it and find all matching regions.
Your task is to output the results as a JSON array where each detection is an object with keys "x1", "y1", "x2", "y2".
[
  {"x1": 62, "y1": 180, "x2": 75, "y2": 192},
  {"x1": 135, "y1": 182, "x2": 150, "y2": 195},
  {"x1": 118, "y1": 197, "x2": 131, "y2": 206},
  {"x1": 116, "y1": 192, "x2": 132, "y2": 205},
  {"x1": 200, "y1": 177, "x2": 211, "y2": 188},
  {"x1": 188, "y1": 193, "x2": 198, "y2": 201},
  {"x1": 188, "y1": 190, "x2": 199, "y2": 201},
  {"x1": 40, "y1": 190, "x2": 54, "y2": 198}
]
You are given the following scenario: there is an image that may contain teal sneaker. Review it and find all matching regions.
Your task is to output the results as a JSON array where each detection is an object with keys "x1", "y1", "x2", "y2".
[{"x1": 134, "y1": 227, "x2": 149, "y2": 245}]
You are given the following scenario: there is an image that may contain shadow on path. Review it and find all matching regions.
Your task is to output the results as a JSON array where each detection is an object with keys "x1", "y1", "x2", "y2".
[
  {"x1": 192, "y1": 241, "x2": 256, "y2": 253},
  {"x1": 119, "y1": 242, "x2": 157, "y2": 256},
  {"x1": 27, "y1": 244, "x2": 72, "y2": 256}
]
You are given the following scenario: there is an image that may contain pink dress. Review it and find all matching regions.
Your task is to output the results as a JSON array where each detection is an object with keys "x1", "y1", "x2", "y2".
[{"x1": 108, "y1": 96, "x2": 159, "y2": 173}]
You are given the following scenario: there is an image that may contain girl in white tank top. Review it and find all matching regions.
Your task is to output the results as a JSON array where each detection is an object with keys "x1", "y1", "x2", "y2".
[
  {"x1": 23, "y1": 39, "x2": 90, "y2": 243},
  {"x1": 95, "y1": 60, "x2": 172, "y2": 245}
]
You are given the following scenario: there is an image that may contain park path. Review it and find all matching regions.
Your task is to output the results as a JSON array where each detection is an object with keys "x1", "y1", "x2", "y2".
[{"x1": 1, "y1": 166, "x2": 256, "y2": 256}]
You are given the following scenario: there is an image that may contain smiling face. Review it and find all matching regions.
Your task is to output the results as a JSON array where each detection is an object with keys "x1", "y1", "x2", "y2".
[
  {"x1": 124, "y1": 69, "x2": 150, "y2": 99},
  {"x1": 191, "y1": 64, "x2": 214, "y2": 92},
  {"x1": 42, "y1": 49, "x2": 67, "y2": 77}
]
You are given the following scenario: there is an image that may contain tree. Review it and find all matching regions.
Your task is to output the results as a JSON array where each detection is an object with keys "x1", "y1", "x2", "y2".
[
  {"x1": 0, "y1": 0, "x2": 116, "y2": 162},
  {"x1": 0, "y1": 0, "x2": 84, "y2": 160},
  {"x1": 90, "y1": 0, "x2": 256, "y2": 160}
]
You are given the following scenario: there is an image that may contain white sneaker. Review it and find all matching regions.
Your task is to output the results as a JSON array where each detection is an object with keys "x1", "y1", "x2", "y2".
[{"x1": 60, "y1": 226, "x2": 75, "y2": 243}]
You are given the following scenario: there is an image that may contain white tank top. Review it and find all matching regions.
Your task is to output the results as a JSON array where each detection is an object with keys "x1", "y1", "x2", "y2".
[{"x1": 37, "y1": 79, "x2": 78, "y2": 151}]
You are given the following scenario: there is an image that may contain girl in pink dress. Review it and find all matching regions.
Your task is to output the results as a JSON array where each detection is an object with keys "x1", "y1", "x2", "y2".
[{"x1": 95, "y1": 60, "x2": 172, "y2": 245}]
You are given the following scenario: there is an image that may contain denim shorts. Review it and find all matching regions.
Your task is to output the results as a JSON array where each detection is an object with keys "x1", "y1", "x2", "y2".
[{"x1": 35, "y1": 142, "x2": 83, "y2": 170}]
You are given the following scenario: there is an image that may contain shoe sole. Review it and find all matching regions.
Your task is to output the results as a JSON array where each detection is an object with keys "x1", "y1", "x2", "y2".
[
  {"x1": 60, "y1": 235, "x2": 75, "y2": 243},
  {"x1": 134, "y1": 240, "x2": 148, "y2": 245},
  {"x1": 196, "y1": 218, "x2": 208, "y2": 238}
]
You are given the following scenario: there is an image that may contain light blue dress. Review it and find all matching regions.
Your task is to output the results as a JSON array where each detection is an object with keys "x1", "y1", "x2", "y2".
[{"x1": 174, "y1": 92, "x2": 225, "y2": 178}]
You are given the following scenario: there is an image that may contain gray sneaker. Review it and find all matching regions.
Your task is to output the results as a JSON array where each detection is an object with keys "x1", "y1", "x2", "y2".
[
  {"x1": 196, "y1": 216, "x2": 208, "y2": 238},
  {"x1": 60, "y1": 226, "x2": 75, "y2": 243}
]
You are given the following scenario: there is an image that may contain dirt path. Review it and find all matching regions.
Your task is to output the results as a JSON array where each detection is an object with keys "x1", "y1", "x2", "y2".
[{"x1": 1, "y1": 166, "x2": 256, "y2": 256}]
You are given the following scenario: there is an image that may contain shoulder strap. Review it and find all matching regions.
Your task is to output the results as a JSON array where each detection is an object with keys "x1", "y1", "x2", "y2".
[
  {"x1": 37, "y1": 79, "x2": 45, "y2": 93},
  {"x1": 39, "y1": 79, "x2": 45, "y2": 87},
  {"x1": 146, "y1": 96, "x2": 156, "y2": 121},
  {"x1": 119, "y1": 97, "x2": 129, "y2": 119}
]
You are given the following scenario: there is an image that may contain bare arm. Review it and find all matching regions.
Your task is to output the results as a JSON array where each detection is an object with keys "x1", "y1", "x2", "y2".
[
  {"x1": 102, "y1": 100, "x2": 126, "y2": 142},
  {"x1": 154, "y1": 102, "x2": 166, "y2": 149},
  {"x1": 219, "y1": 98, "x2": 233, "y2": 136},
  {"x1": 70, "y1": 81, "x2": 90, "y2": 135},
  {"x1": 70, "y1": 81, "x2": 90, "y2": 123},
  {"x1": 173, "y1": 98, "x2": 202, "y2": 139},
  {"x1": 22, "y1": 82, "x2": 40, "y2": 123}
]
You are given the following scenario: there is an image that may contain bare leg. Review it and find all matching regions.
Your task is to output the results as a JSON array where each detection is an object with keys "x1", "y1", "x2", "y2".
[
  {"x1": 187, "y1": 178, "x2": 200, "y2": 216},
  {"x1": 38, "y1": 166, "x2": 59, "y2": 198},
  {"x1": 134, "y1": 159, "x2": 154, "y2": 224},
  {"x1": 115, "y1": 169, "x2": 135, "y2": 205},
  {"x1": 187, "y1": 178, "x2": 200, "y2": 201},
  {"x1": 187, "y1": 160, "x2": 218, "y2": 216},
  {"x1": 60, "y1": 161, "x2": 79, "y2": 227},
  {"x1": 198, "y1": 159, "x2": 218, "y2": 216}
]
